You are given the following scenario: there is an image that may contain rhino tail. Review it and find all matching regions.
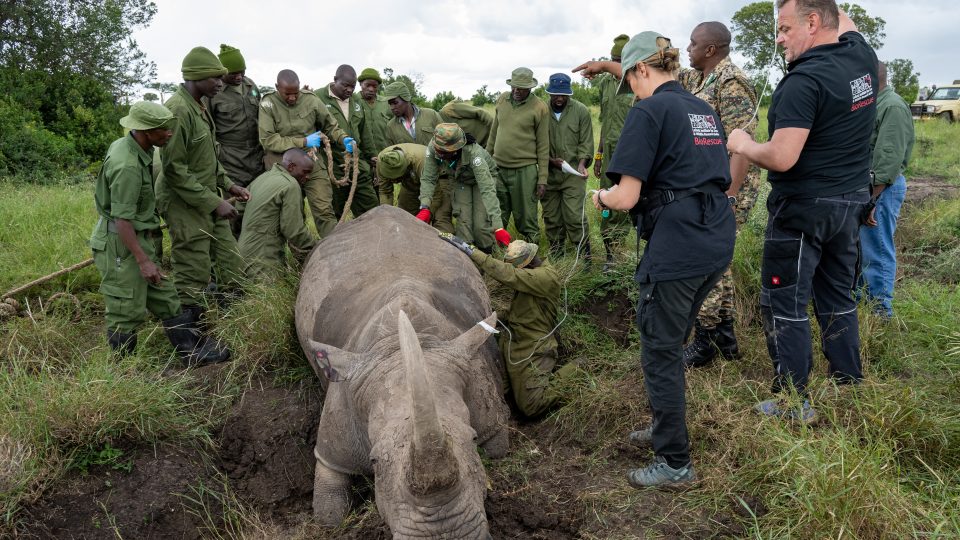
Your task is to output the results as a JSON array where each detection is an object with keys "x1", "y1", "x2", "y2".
[{"x1": 397, "y1": 309, "x2": 460, "y2": 496}]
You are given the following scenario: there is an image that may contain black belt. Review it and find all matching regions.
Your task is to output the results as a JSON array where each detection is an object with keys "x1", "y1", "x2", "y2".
[{"x1": 639, "y1": 186, "x2": 719, "y2": 213}]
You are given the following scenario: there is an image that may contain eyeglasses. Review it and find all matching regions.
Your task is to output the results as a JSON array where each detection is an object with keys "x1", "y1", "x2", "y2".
[{"x1": 315, "y1": 349, "x2": 347, "y2": 383}]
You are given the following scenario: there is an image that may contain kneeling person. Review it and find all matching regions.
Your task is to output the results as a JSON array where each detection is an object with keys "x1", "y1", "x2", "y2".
[
  {"x1": 375, "y1": 143, "x2": 444, "y2": 216},
  {"x1": 441, "y1": 237, "x2": 577, "y2": 417},
  {"x1": 239, "y1": 149, "x2": 318, "y2": 279},
  {"x1": 90, "y1": 101, "x2": 229, "y2": 365}
]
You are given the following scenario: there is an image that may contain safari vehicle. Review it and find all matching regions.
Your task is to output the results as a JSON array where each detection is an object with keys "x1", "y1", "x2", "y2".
[{"x1": 911, "y1": 81, "x2": 960, "y2": 122}]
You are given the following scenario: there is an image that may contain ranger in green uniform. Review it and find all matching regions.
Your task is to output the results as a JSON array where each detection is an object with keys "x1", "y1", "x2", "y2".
[
  {"x1": 92, "y1": 101, "x2": 228, "y2": 365},
  {"x1": 239, "y1": 149, "x2": 317, "y2": 279},
  {"x1": 487, "y1": 67, "x2": 550, "y2": 245},
  {"x1": 677, "y1": 22, "x2": 759, "y2": 367},
  {"x1": 439, "y1": 237, "x2": 579, "y2": 417},
  {"x1": 439, "y1": 99, "x2": 494, "y2": 147},
  {"x1": 594, "y1": 34, "x2": 636, "y2": 272},
  {"x1": 358, "y1": 68, "x2": 392, "y2": 180},
  {"x1": 420, "y1": 124, "x2": 510, "y2": 253},
  {"x1": 543, "y1": 73, "x2": 594, "y2": 259},
  {"x1": 317, "y1": 64, "x2": 379, "y2": 219},
  {"x1": 375, "y1": 143, "x2": 448, "y2": 226},
  {"x1": 157, "y1": 46, "x2": 250, "y2": 314},
  {"x1": 382, "y1": 81, "x2": 452, "y2": 232},
  {"x1": 258, "y1": 69, "x2": 354, "y2": 238},
  {"x1": 209, "y1": 44, "x2": 264, "y2": 238}
]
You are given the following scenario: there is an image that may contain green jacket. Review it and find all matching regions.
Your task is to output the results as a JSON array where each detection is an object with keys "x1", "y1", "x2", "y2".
[
  {"x1": 378, "y1": 143, "x2": 427, "y2": 204},
  {"x1": 360, "y1": 95, "x2": 393, "y2": 156},
  {"x1": 596, "y1": 73, "x2": 634, "y2": 151},
  {"x1": 257, "y1": 89, "x2": 348, "y2": 173},
  {"x1": 440, "y1": 100, "x2": 494, "y2": 147},
  {"x1": 316, "y1": 84, "x2": 377, "y2": 170},
  {"x1": 487, "y1": 92, "x2": 550, "y2": 184},
  {"x1": 546, "y1": 98, "x2": 594, "y2": 185},
  {"x1": 385, "y1": 105, "x2": 444, "y2": 147},
  {"x1": 91, "y1": 134, "x2": 162, "y2": 246},
  {"x1": 678, "y1": 57, "x2": 757, "y2": 139},
  {"x1": 469, "y1": 251, "x2": 560, "y2": 359},
  {"x1": 208, "y1": 76, "x2": 264, "y2": 186},
  {"x1": 238, "y1": 164, "x2": 317, "y2": 277},
  {"x1": 870, "y1": 86, "x2": 914, "y2": 185},
  {"x1": 421, "y1": 143, "x2": 502, "y2": 230},
  {"x1": 157, "y1": 84, "x2": 234, "y2": 215}
]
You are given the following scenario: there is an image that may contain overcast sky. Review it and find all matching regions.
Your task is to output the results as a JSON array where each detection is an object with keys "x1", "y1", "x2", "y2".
[{"x1": 134, "y1": 0, "x2": 954, "y2": 100}]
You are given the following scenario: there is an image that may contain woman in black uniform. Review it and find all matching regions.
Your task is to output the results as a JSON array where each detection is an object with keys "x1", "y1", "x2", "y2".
[{"x1": 586, "y1": 32, "x2": 736, "y2": 489}]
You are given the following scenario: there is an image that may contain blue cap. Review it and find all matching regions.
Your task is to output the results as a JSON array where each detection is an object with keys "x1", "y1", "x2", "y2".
[{"x1": 546, "y1": 73, "x2": 573, "y2": 96}]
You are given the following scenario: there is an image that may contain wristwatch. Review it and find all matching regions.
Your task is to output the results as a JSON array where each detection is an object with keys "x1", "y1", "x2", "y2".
[
  {"x1": 727, "y1": 195, "x2": 738, "y2": 206},
  {"x1": 597, "y1": 189, "x2": 610, "y2": 210}
]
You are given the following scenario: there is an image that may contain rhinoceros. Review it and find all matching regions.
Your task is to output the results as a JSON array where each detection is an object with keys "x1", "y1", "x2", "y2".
[{"x1": 295, "y1": 205, "x2": 510, "y2": 539}]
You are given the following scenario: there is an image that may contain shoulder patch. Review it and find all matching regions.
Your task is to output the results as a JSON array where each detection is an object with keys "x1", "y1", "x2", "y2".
[
  {"x1": 261, "y1": 100, "x2": 272, "y2": 109},
  {"x1": 354, "y1": 103, "x2": 361, "y2": 112},
  {"x1": 472, "y1": 156, "x2": 482, "y2": 166}
]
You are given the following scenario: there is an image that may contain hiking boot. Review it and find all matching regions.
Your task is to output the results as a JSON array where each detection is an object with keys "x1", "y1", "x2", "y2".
[
  {"x1": 713, "y1": 317, "x2": 741, "y2": 359},
  {"x1": 755, "y1": 398, "x2": 817, "y2": 425},
  {"x1": 107, "y1": 329, "x2": 137, "y2": 356},
  {"x1": 162, "y1": 311, "x2": 231, "y2": 366},
  {"x1": 627, "y1": 426, "x2": 652, "y2": 447},
  {"x1": 627, "y1": 456, "x2": 697, "y2": 490},
  {"x1": 682, "y1": 323, "x2": 717, "y2": 368}
]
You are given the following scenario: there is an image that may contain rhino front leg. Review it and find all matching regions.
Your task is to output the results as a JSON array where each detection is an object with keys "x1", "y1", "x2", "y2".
[
  {"x1": 312, "y1": 457, "x2": 353, "y2": 526},
  {"x1": 480, "y1": 427, "x2": 509, "y2": 459}
]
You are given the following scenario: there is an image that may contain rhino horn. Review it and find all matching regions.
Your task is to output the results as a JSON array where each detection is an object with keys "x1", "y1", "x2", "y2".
[
  {"x1": 397, "y1": 310, "x2": 459, "y2": 495},
  {"x1": 450, "y1": 312, "x2": 498, "y2": 354}
]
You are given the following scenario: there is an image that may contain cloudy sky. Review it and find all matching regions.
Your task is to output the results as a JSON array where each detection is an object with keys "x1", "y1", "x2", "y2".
[{"x1": 134, "y1": 0, "x2": 954, "y2": 99}]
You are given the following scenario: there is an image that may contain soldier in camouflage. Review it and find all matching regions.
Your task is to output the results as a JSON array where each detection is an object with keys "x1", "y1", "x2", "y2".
[{"x1": 677, "y1": 22, "x2": 760, "y2": 368}]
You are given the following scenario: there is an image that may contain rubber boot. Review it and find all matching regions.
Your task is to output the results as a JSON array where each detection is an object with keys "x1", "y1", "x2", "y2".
[
  {"x1": 682, "y1": 322, "x2": 718, "y2": 368},
  {"x1": 713, "y1": 317, "x2": 741, "y2": 359},
  {"x1": 602, "y1": 238, "x2": 615, "y2": 274},
  {"x1": 107, "y1": 329, "x2": 137, "y2": 357},
  {"x1": 162, "y1": 311, "x2": 231, "y2": 366}
]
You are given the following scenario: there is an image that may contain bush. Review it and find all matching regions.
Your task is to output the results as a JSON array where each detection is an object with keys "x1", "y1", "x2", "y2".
[{"x1": 0, "y1": 97, "x2": 84, "y2": 182}]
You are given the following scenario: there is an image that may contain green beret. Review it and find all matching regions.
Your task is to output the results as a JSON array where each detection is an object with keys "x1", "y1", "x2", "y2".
[
  {"x1": 218, "y1": 44, "x2": 246, "y2": 73},
  {"x1": 181, "y1": 46, "x2": 227, "y2": 81},
  {"x1": 611, "y1": 34, "x2": 630, "y2": 58},
  {"x1": 383, "y1": 81, "x2": 412, "y2": 102},
  {"x1": 376, "y1": 147, "x2": 410, "y2": 180},
  {"x1": 120, "y1": 101, "x2": 177, "y2": 131},
  {"x1": 358, "y1": 67, "x2": 382, "y2": 83}
]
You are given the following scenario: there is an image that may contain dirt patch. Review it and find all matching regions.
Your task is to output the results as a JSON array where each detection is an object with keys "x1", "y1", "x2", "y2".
[
  {"x1": 19, "y1": 444, "x2": 220, "y2": 539},
  {"x1": 904, "y1": 177, "x2": 960, "y2": 203},
  {"x1": 580, "y1": 287, "x2": 636, "y2": 347}
]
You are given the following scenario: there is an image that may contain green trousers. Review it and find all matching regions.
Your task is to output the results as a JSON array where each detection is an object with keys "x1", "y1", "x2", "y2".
[
  {"x1": 92, "y1": 229, "x2": 180, "y2": 333},
  {"x1": 498, "y1": 329, "x2": 577, "y2": 418},
  {"x1": 332, "y1": 170, "x2": 379, "y2": 221},
  {"x1": 393, "y1": 180, "x2": 454, "y2": 234},
  {"x1": 542, "y1": 174, "x2": 589, "y2": 252},
  {"x1": 599, "y1": 140, "x2": 632, "y2": 242},
  {"x1": 452, "y1": 181, "x2": 495, "y2": 252},
  {"x1": 302, "y1": 168, "x2": 338, "y2": 239},
  {"x1": 164, "y1": 203, "x2": 245, "y2": 307},
  {"x1": 496, "y1": 164, "x2": 540, "y2": 244}
]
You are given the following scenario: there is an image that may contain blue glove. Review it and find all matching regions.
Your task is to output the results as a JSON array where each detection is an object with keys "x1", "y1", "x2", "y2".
[
  {"x1": 305, "y1": 132, "x2": 323, "y2": 148},
  {"x1": 343, "y1": 137, "x2": 355, "y2": 154}
]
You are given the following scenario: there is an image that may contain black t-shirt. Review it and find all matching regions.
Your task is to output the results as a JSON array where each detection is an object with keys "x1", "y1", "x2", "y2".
[
  {"x1": 607, "y1": 80, "x2": 735, "y2": 282},
  {"x1": 767, "y1": 31, "x2": 878, "y2": 197}
]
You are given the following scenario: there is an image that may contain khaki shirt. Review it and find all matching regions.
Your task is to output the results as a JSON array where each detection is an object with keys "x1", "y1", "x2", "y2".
[
  {"x1": 92, "y1": 135, "x2": 161, "y2": 244},
  {"x1": 546, "y1": 97, "x2": 594, "y2": 186},
  {"x1": 360, "y1": 95, "x2": 392, "y2": 156},
  {"x1": 208, "y1": 76, "x2": 264, "y2": 186},
  {"x1": 440, "y1": 100, "x2": 494, "y2": 147},
  {"x1": 257, "y1": 89, "x2": 348, "y2": 174},
  {"x1": 421, "y1": 143, "x2": 503, "y2": 231},
  {"x1": 596, "y1": 72, "x2": 634, "y2": 151},
  {"x1": 317, "y1": 84, "x2": 376, "y2": 170},
  {"x1": 385, "y1": 105, "x2": 444, "y2": 147},
  {"x1": 487, "y1": 92, "x2": 550, "y2": 184}
]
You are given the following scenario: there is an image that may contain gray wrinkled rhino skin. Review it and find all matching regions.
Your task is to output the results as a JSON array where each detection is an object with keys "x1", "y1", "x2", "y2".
[{"x1": 295, "y1": 206, "x2": 510, "y2": 539}]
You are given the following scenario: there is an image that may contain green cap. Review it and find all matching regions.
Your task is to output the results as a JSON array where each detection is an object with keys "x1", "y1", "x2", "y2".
[
  {"x1": 181, "y1": 46, "x2": 227, "y2": 81},
  {"x1": 376, "y1": 147, "x2": 409, "y2": 180},
  {"x1": 503, "y1": 240, "x2": 538, "y2": 268},
  {"x1": 358, "y1": 67, "x2": 382, "y2": 83},
  {"x1": 617, "y1": 31, "x2": 670, "y2": 95},
  {"x1": 218, "y1": 44, "x2": 246, "y2": 73},
  {"x1": 431, "y1": 123, "x2": 466, "y2": 153},
  {"x1": 120, "y1": 101, "x2": 177, "y2": 131},
  {"x1": 383, "y1": 81, "x2": 412, "y2": 101},
  {"x1": 506, "y1": 67, "x2": 537, "y2": 89},
  {"x1": 611, "y1": 34, "x2": 630, "y2": 59}
]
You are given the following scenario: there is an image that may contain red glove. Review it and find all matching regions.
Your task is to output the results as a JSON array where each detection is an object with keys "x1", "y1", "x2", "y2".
[
  {"x1": 494, "y1": 228, "x2": 511, "y2": 247},
  {"x1": 415, "y1": 207, "x2": 431, "y2": 223}
]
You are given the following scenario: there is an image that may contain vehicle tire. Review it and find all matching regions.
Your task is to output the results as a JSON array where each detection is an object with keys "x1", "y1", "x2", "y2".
[{"x1": 938, "y1": 111, "x2": 954, "y2": 123}]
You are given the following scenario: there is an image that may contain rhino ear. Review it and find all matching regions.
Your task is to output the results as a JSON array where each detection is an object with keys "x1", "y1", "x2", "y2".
[
  {"x1": 450, "y1": 312, "x2": 498, "y2": 354},
  {"x1": 306, "y1": 339, "x2": 358, "y2": 382}
]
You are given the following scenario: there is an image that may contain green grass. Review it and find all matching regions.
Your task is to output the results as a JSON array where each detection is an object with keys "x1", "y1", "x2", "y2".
[{"x1": 908, "y1": 119, "x2": 960, "y2": 181}]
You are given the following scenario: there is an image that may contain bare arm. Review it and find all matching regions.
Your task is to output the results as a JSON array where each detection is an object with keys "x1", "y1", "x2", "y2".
[
  {"x1": 727, "y1": 153, "x2": 750, "y2": 197},
  {"x1": 592, "y1": 175, "x2": 642, "y2": 211},
  {"x1": 572, "y1": 60, "x2": 623, "y2": 81},
  {"x1": 727, "y1": 127, "x2": 810, "y2": 173}
]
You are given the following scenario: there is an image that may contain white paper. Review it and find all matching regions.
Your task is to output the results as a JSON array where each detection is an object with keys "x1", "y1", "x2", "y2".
[{"x1": 561, "y1": 160, "x2": 587, "y2": 177}]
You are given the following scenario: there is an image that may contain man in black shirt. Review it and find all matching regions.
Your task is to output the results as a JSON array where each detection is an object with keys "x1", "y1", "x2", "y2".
[{"x1": 728, "y1": 1, "x2": 876, "y2": 421}]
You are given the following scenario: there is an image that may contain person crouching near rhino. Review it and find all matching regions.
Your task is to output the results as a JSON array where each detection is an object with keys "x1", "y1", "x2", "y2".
[
  {"x1": 439, "y1": 236, "x2": 579, "y2": 417},
  {"x1": 89, "y1": 101, "x2": 229, "y2": 365}
]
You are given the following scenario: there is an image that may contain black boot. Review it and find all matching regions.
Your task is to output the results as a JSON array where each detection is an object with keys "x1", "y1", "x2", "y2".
[
  {"x1": 682, "y1": 323, "x2": 718, "y2": 368},
  {"x1": 713, "y1": 317, "x2": 741, "y2": 359},
  {"x1": 107, "y1": 329, "x2": 137, "y2": 356},
  {"x1": 162, "y1": 311, "x2": 231, "y2": 366},
  {"x1": 581, "y1": 241, "x2": 593, "y2": 270},
  {"x1": 602, "y1": 238, "x2": 615, "y2": 274}
]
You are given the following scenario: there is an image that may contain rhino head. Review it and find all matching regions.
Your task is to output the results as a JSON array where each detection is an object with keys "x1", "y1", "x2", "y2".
[{"x1": 310, "y1": 309, "x2": 501, "y2": 539}]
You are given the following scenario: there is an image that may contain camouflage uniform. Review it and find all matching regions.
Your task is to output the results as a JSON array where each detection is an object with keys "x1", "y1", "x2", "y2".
[{"x1": 678, "y1": 57, "x2": 759, "y2": 329}]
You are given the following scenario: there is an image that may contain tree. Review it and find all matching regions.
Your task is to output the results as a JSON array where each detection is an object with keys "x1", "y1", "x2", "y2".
[
  {"x1": 732, "y1": 2, "x2": 886, "y2": 79},
  {"x1": 145, "y1": 82, "x2": 177, "y2": 104},
  {"x1": 429, "y1": 90, "x2": 458, "y2": 111},
  {"x1": 470, "y1": 85, "x2": 498, "y2": 107},
  {"x1": 143, "y1": 92, "x2": 158, "y2": 102},
  {"x1": 885, "y1": 58, "x2": 920, "y2": 104}
]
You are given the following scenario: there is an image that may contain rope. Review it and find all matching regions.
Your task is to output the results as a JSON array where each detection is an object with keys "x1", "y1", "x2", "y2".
[{"x1": 309, "y1": 136, "x2": 361, "y2": 225}]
